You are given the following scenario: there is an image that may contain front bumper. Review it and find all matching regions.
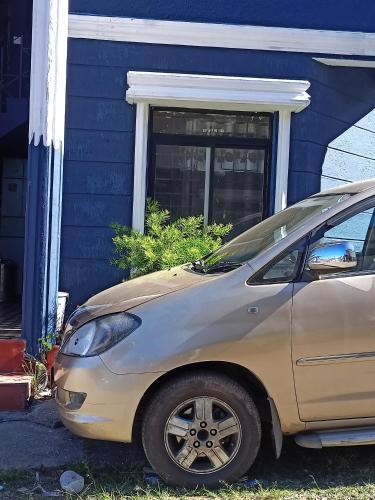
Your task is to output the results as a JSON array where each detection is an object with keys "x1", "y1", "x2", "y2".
[{"x1": 54, "y1": 352, "x2": 163, "y2": 442}]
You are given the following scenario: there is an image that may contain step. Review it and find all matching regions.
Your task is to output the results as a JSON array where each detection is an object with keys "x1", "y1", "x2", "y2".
[
  {"x1": 0, "y1": 374, "x2": 32, "y2": 411},
  {"x1": 0, "y1": 302, "x2": 22, "y2": 339},
  {"x1": 0, "y1": 328, "x2": 22, "y2": 339},
  {"x1": 0, "y1": 338, "x2": 26, "y2": 373},
  {"x1": 295, "y1": 427, "x2": 375, "y2": 449}
]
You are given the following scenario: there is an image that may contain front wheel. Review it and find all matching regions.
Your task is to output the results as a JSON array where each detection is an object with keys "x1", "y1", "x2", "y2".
[{"x1": 142, "y1": 371, "x2": 261, "y2": 487}]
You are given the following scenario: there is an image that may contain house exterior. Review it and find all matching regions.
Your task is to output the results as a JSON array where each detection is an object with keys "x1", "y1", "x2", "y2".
[{"x1": 1, "y1": 0, "x2": 375, "y2": 353}]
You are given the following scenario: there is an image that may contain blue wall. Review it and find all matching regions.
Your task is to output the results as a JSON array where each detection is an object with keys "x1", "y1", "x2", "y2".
[
  {"x1": 61, "y1": 37, "x2": 375, "y2": 309},
  {"x1": 61, "y1": 59, "x2": 135, "y2": 308},
  {"x1": 70, "y1": 0, "x2": 375, "y2": 32}
]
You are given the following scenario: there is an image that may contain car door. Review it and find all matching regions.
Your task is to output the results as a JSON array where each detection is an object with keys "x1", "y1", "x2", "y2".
[{"x1": 292, "y1": 201, "x2": 375, "y2": 421}]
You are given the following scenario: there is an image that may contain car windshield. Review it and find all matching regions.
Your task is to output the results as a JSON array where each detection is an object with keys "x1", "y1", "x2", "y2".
[{"x1": 197, "y1": 193, "x2": 352, "y2": 273}]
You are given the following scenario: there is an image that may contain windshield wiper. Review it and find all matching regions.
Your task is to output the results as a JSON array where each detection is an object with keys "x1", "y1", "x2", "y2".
[
  {"x1": 205, "y1": 261, "x2": 242, "y2": 274},
  {"x1": 191, "y1": 259, "x2": 206, "y2": 273}
]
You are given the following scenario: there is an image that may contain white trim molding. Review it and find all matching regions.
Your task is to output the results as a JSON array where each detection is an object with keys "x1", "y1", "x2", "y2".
[
  {"x1": 132, "y1": 103, "x2": 149, "y2": 233},
  {"x1": 128, "y1": 71, "x2": 310, "y2": 230},
  {"x1": 69, "y1": 14, "x2": 375, "y2": 57},
  {"x1": 275, "y1": 110, "x2": 292, "y2": 212},
  {"x1": 126, "y1": 72, "x2": 310, "y2": 113},
  {"x1": 314, "y1": 57, "x2": 375, "y2": 68},
  {"x1": 29, "y1": 0, "x2": 69, "y2": 147}
]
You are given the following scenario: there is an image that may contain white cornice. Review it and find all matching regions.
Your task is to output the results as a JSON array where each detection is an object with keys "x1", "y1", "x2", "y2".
[
  {"x1": 126, "y1": 72, "x2": 311, "y2": 112},
  {"x1": 69, "y1": 14, "x2": 375, "y2": 57},
  {"x1": 314, "y1": 57, "x2": 375, "y2": 67}
]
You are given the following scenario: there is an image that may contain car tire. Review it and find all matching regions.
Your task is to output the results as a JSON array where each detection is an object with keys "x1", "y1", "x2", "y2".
[{"x1": 142, "y1": 370, "x2": 261, "y2": 488}]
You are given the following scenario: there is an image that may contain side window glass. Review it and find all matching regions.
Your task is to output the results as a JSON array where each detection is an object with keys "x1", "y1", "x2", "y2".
[
  {"x1": 262, "y1": 249, "x2": 301, "y2": 282},
  {"x1": 322, "y1": 210, "x2": 373, "y2": 253},
  {"x1": 252, "y1": 239, "x2": 307, "y2": 284},
  {"x1": 308, "y1": 206, "x2": 375, "y2": 275}
]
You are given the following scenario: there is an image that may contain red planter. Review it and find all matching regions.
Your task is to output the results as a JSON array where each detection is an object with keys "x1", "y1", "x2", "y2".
[{"x1": 46, "y1": 345, "x2": 59, "y2": 375}]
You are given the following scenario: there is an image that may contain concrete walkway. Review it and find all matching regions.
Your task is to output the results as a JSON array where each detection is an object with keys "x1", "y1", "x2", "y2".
[{"x1": 0, "y1": 399, "x2": 144, "y2": 470}]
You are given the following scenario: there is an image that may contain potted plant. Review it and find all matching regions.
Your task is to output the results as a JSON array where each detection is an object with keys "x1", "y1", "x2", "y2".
[{"x1": 38, "y1": 333, "x2": 60, "y2": 384}]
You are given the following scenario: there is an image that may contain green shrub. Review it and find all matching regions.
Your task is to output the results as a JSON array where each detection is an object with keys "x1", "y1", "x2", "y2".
[{"x1": 112, "y1": 199, "x2": 232, "y2": 279}]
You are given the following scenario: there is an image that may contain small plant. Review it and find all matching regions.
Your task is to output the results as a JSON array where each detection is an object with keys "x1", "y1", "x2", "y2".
[
  {"x1": 112, "y1": 199, "x2": 232, "y2": 279},
  {"x1": 38, "y1": 332, "x2": 56, "y2": 354}
]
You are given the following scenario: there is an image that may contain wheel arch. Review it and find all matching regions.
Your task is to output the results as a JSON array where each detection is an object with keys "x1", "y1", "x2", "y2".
[{"x1": 132, "y1": 361, "x2": 278, "y2": 447}]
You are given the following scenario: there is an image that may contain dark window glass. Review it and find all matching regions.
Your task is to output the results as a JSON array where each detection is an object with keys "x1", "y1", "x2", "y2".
[
  {"x1": 149, "y1": 109, "x2": 272, "y2": 230},
  {"x1": 152, "y1": 144, "x2": 206, "y2": 220},
  {"x1": 153, "y1": 110, "x2": 271, "y2": 139},
  {"x1": 211, "y1": 148, "x2": 265, "y2": 228}
]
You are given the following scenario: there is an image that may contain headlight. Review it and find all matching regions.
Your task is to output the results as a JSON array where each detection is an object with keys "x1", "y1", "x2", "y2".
[{"x1": 60, "y1": 312, "x2": 141, "y2": 357}]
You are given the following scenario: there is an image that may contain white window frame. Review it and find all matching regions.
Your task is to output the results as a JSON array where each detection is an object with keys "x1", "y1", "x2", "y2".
[{"x1": 126, "y1": 71, "x2": 310, "y2": 232}]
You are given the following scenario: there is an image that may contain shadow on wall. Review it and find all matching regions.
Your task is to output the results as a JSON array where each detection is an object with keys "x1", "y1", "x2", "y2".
[
  {"x1": 288, "y1": 64, "x2": 375, "y2": 204},
  {"x1": 321, "y1": 108, "x2": 375, "y2": 191}
]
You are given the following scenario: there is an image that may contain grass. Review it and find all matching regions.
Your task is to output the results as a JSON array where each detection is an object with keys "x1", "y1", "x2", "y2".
[{"x1": 2, "y1": 439, "x2": 375, "y2": 499}]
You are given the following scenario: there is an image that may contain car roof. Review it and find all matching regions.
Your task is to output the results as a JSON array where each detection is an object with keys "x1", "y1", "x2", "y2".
[{"x1": 316, "y1": 179, "x2": 375, "y2": 196}]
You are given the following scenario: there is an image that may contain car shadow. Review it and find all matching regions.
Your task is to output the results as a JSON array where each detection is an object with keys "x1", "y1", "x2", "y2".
[
  {"x1": 82, "y1": 434, "x2": 375, "y2": 492},
  {"x1": 251, "y1": 435, "x2": 375, "y2": 491}
]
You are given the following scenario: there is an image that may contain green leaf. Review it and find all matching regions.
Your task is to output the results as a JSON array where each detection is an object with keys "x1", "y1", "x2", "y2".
[{"x1": 111, "y1": 198, "x2": 232, "y2": 278}]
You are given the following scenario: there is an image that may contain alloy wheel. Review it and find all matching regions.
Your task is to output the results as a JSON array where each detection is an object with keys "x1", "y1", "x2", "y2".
[{"x1": 164, "y1": 396, "x2": 242, "y2": 474}]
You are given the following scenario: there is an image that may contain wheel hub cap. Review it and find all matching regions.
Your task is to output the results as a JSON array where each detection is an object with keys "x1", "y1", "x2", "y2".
[{"x1": 164, "y1": 396, "x2": 242, "y2": 474}]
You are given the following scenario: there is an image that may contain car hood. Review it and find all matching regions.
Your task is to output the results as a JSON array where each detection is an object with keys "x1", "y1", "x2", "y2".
[{"x1": 67, "y1": 265, "x2": 213, "y2": 329}]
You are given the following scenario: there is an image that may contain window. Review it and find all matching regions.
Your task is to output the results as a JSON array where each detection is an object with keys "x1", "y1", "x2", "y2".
[
  {"x1": 322, "y1": 210, "x2": 373, "y2": 253},
  {"x1": 148, "y1": 109, "x2": 272, "y2": 232},
  {"x1": 250, "y1": 239, "x2": 307, "y2": 284},
  {"x1": 308, "y1": 203, "x2": 375, "y2": 275},
  {"x1": 152, "y1": 110, "x2": 271, "y2": 138},
  {"x1": 261, "y1": 248, "x2": 302, "y2": 282},
  {"x1": 249, "y1": 200, "x2": 375, "y2": 285}
]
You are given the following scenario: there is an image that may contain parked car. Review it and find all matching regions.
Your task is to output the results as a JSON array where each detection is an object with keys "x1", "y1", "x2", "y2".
[{"x1": 55, "y1": 179, "x2": 375, "y2": 487}]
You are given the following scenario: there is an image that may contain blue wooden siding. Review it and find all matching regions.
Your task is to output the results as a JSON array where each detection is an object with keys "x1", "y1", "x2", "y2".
[
  {"x1": 61, "y1": 44, "x2": 136, "y2": 309},
  {"x1": 69, "y1": 0, "x2": 375, "y2": 33},
  {"x1": 61, "y1": 38, "x2": 375, "y2": 309}
]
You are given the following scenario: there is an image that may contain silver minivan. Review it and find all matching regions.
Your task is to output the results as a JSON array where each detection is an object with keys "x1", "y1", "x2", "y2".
[{"x1": 56, "y1": 179, "x2": 375, "y2": 487}]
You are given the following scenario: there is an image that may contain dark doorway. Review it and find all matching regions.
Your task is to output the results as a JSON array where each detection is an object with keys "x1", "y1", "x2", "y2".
[{"x1": 0, "y1": 0, "x2": 32, "y2": 337}]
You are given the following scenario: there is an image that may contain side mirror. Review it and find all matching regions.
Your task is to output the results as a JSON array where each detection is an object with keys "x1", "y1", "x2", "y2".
[{"x1": 307, "y1": 241, "x2": 357, "y2": 272}]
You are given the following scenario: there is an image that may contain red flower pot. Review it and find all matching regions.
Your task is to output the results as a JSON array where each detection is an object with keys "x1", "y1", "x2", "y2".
[{"x1": 46, "y1": 345, "x2": 60, "y2": 383}]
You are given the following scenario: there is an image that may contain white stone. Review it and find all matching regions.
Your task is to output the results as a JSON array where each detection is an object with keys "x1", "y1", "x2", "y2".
[{"x1": 59, "y1": 470, "x2": 84, "y2": 494}]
